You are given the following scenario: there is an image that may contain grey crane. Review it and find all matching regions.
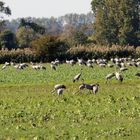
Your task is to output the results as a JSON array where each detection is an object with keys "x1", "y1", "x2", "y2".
[
  {"x1": 2, "y1": 65, "x2": 7, "y2": 70},
  {"x1": 86, "y1": 62, "x2": 93, "y2": 68},
  {"x1": 92, "y1": 84, "x2": 100, "y2": 94},
  {"x1": 57, "y1": 88, "x2": 65, "y2": 95},
  {"x1": 107, "y1": 64, "x2": 114, "y2": 68},
  {"x1": 74, "y1": 83, "x2": 92, "y2": 94},
  {"x1": 135, "y1": 73, "x2": 140, "y2": 77},
  {"x1": 74, "y1": 81, "x2": 99, "y2": 94},
  {"x1": 50, "y1": 63, "x2": 56, "y2": 70},
  {"x1": 77, "y1": 58, "x2": 86, "y2": 66},
  {"x1": 51, "y1": 84, "x2": 66, "y2": 94},
  {"x1": 120, "y1": 67, "x2": 128, "y2": 72},
  {"x1": 105, "y1": 73, "x2": 115, "y2": 83},
  {"x1": 73, "y1": 69, "x2": 83, "y2": 83},
  {"x1": 115, "y1": 72, "x2": 123, "y2": 82}
]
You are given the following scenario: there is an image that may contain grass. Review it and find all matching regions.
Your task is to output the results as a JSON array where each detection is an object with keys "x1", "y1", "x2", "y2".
[{"x1": 0, "y1": 63, "x2": 140, "y2": 139}]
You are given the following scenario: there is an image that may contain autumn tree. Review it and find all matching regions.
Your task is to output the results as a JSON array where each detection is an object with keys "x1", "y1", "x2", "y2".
[
  {"x1": 16, "y1": 19, "x2": 46, "y2": 48},
  {"x1": 30, "y1": 35, "x2": 68, "y2": 60},
  {"x1": 91, "y1": 0, "x2": 140, "y2": 46}
]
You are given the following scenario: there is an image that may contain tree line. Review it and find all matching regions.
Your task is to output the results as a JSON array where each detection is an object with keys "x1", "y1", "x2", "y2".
[
  {"x1": 0, "y1": 0, "x2": 139, "y2": 63},
  {"x1": 5, "y1": 12, "x2": 94, "y2": 35}
]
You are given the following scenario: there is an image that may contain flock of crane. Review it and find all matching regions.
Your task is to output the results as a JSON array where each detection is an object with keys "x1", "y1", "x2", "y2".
[{"x1": 1, "y1": 57, "x2": 140, "y2": 95}]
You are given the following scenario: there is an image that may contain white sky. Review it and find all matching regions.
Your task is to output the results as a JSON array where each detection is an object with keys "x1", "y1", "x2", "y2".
[{"x1": 3, "y1": 0, "x2": 92, "y2": 20}]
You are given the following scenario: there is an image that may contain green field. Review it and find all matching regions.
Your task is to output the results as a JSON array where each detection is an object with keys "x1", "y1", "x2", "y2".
[{"x1": 0, "y1": 63, "x2": 140, "y2": 140}]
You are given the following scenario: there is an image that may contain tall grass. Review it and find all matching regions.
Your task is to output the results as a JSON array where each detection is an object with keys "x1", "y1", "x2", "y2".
[
  {"x1": 0, "y1": 45, "x2": 139, "y2": 63},
  {"x1": 68, "y1": 45, "x2": 138, "y2": 59}
]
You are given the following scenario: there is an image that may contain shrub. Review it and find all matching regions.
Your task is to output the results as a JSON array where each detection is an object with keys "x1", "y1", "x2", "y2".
[{"x1": 30, "y1": 35, "x2": 69, "y2": 61}]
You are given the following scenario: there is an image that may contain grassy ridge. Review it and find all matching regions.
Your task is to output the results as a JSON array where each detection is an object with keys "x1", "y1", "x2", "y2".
[{"x1": 0, "y1": 64, "x2": 140, "y2": 139}]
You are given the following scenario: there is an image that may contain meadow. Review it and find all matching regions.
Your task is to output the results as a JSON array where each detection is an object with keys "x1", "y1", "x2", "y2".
[{"x1": 0, "y1": 63, "x2": 140, "y2": 140}]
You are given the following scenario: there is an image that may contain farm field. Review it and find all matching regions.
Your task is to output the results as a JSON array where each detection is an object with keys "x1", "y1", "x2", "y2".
[{"x1": 0, "y1": 63, "x2": 140, "y2": 139}]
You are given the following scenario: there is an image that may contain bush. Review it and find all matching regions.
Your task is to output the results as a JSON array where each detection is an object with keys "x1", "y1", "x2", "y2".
[{"x1": 30, "y1": 35, "x2": 69, "y2": 61}]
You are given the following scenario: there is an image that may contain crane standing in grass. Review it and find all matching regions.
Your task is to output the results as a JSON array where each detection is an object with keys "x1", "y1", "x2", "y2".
[
  {"x1": 77, "y1": 83, "x2": 99, "y2": 94},
  {"x1": 105, "y1": 73, "x2": 115, "y2": 83},
  {"x1": 74, "y1": 79, "x2": 100, "y2": 94},
  {"x1": 57, "y1": 88, "x2": 65, "y2": 95},
  {"x1": 73, "y1": 68, "x2": 83, "y2": 83},
  {"x1": 92, "y1": 84, "x2": 100, "y2": 94},
  {"x1": 50, "y1": 63, "x2": 56, "y2": 70},
  {"x1": 135, "y1": 73, "x2": 140, "y2": 77},
  {"x1": 51, "y1": 84, "x2": 66, "y2": 95},
  {"x1": 115, "y1": 72, "x2": 123, "y2": 82}
]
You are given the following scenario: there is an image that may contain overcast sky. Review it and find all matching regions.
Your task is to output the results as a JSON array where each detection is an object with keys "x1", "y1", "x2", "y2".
[{"x1": 3, "y1": 0, "x2": 92, "y2": 20}]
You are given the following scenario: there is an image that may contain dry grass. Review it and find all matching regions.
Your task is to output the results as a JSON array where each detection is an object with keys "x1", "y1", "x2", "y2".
[{"x1": 0, "y1": 45, "x2": 139, "y2": 63}]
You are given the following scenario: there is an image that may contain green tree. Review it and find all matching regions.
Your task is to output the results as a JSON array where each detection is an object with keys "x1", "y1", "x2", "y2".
[
  {"x1": 16, "y1": 27, "x2": 37, "y2": 48},
  {"x1": 0, "y1": 29, "x2": 17, "y2": 50},
  {"x1": 91, "y1": 0, "x2": 140, "y2": 46},
  {"x1": 59, "y1": 25, "x2": 76, "y2": 46},
  {"x1": 59, "y1": 25, "x2": 88, "y2": 46},
  {"x1": 72, "y1": 30, "x2": 88, "y2": 45},
  {"x1": 19, "y1": 18, "x2": 46, "y2": 34},
  {"x1": 16, "y1": 19, "x2": 46, "y2": 48},
  {"x1": 30, "y1": 35, "x2": 68, "y2": 59},
  {"x1": 0, "y1": 1, "x2": 11, "y2": 15},
  {"x1": 0, "y1": 1, "x2": 11, "y2": 31}
]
